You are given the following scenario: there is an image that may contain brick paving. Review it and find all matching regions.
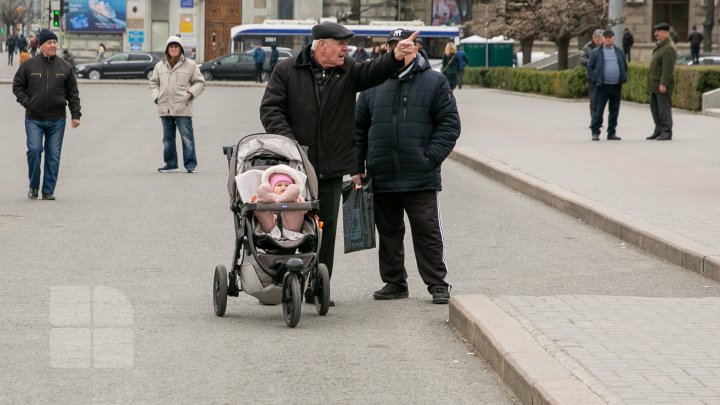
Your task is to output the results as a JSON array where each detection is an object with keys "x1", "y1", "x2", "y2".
[{"x1": 497, "y1": 295, "x2": 720, "y2": 404}]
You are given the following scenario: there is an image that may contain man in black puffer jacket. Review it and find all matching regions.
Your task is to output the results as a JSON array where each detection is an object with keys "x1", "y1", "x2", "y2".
[{"x1": 353, "y1": 29, "x2": 460, "y2": 305}]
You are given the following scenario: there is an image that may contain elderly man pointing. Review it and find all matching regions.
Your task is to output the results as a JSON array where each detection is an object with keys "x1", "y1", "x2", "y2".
[{"x1": 260, "y1": 21, "x2": 419, "y2": 306}]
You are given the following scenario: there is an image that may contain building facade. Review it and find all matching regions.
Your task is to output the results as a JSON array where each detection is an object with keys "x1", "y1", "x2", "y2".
[{"x1": 59, "y1": 0, "x2": 718, "y2": 63}]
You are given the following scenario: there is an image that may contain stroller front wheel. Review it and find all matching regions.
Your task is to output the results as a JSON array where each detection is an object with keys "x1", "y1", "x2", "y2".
[
  {"x1": 213, "y1": 265, "x2": 229, "y2": 317},
  {"x1": 282, "y1": 274, "x2": 302, "y2": 328}
]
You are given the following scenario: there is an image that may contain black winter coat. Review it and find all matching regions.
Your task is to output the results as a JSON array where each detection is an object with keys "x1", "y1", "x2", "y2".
[
  {"x1": 260, "y1": 45, "x2": 403, "y2": 178},
  {"x1": 12, "y1": 53, "x2": 81, "y2": 120},
  {"x1": 355, "y1": 55, "x2": 460, "y2": 193}
]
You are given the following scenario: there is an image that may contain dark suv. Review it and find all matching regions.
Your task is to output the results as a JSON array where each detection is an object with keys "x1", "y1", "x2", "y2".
[{"x1": 199, "y1": 47, "x2": 293, "y2": 81}]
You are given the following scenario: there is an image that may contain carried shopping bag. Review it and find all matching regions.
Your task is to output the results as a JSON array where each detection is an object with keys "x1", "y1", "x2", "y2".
[{"x1": 341, "y1": 179, "x2": 376, "y2": 253}]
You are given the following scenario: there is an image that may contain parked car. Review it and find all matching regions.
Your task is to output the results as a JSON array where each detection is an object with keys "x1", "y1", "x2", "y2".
[
  {"x1": 676, "y1": 53, "x2": 720, "y2": 66},
  {"x1": 75, "y1": 52, "x2": 164, "y2": 80},
  {"x1": 200, "y1": 47, "x2": 293, "y2": 81}
]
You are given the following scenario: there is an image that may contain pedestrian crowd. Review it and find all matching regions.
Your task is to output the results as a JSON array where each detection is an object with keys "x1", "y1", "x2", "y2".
[
  {"x1": 585, "y1": 22, "x2": 676, "y2": 142},
  {"x1": 13, "y1": 20, "x2": 688, "y2": 306}
]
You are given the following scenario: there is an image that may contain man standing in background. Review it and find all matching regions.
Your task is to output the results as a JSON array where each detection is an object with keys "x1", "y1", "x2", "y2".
[
  {"x1": 688, "y1": 25, "x2": 704, "y2": 65},
  {"x1": 587, "y1": 29, "x2": 627, "y2": 141},
  {"x1": 622, "y1": 28, "x2": 634, "y2": 62},
  {"x1": 581, "y1": 29, "x2": 605, "y2": 119},
  {"x1": 646, "y1": 23, "x2": 677, "y2": 141}
]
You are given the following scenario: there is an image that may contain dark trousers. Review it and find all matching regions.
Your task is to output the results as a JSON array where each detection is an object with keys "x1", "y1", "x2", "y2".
[
  {"x1": 623, "y1": 47, "x2": 631, "y2": 62},
  {"x1": 650, "y1": 92, "x2": 673, "y2": 138},
  {"x1": 255, "y1": 62, "x2": 264, "y2": 82},
  {"x1": 587, "y1": 81, "x2": 597, "y2": 119},
  {"x1": 590, "y1": 84, "x2": 622, "y2": 136},
  {"x1": 318, "y1": 177, "x2": 342, "y2": 278},
  {"x1": 373, "y1": 191, "x2": 448, "y2": 292},
  {"x1": 691, "y1": 45, "x2": 700, "y2": 64}
]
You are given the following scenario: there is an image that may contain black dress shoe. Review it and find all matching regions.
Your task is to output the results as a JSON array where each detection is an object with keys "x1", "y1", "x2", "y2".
[
  {"x1": 591, "y1": 134, "x2": 600, "y2": 141},
  {"x1": 646, "y1": 133, "x2": 660, "y2": 140},
  {"x1": 373, "y1": 283, "x2": 409, "y2": 300},
  {"x1": 28, "y1": 188, "x2": 38, "y2": 199},
  {"x1": 42, "y1": 194, "x2": 55, "y2": 200},
  {"x1": 607, "y1": 134, "x2": 621, "y2": 140},
  {"x1": 656, "y1": 134, "x2": 672, "y2": 141}
]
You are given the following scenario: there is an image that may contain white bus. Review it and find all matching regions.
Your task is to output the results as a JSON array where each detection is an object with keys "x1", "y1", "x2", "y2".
[{"x1": 230, "y1": 20, "x2": 461, "y2": 59}]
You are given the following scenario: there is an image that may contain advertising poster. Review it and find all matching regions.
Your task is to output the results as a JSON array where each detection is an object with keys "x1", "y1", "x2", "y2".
[
  {"x1": 66, "y1": 0, "x2": 127, "y2": 33},
  {"x1": 431, "y1": 0, "x2": 467, "y2": 26}
]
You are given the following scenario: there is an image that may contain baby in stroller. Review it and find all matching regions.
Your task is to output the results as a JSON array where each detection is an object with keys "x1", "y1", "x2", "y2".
[{"x1": 252, "y1": 164, "x2": 306, "y2": 239}]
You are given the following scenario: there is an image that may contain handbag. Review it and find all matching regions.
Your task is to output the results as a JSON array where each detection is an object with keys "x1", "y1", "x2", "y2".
[{"x1": 341, "y1": 179, "x2": 376, "y2": 253}]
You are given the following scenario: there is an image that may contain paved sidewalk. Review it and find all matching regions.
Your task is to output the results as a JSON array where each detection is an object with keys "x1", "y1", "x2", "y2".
[
  {"x1": 452, "y1": 88, "x2": 720, "y2": 279},
  {"x1": 449, "y1": 89, "x2": 720, "y2": 404}
]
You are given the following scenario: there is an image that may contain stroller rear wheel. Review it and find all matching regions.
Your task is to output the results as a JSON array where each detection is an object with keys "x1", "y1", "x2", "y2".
[
  {"x1": 314, "y1": 264, "x2": 330, "y2": 316},
  {"x1": 282, "y1": 274, "x2": 302, "y2": 328},
  {"x1": 213, "y1": 265, "x2": 229, "y2": 317}
]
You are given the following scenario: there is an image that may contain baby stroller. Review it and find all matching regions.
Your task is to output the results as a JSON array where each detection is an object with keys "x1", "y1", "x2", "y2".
[{"x1": 213, "y1": 133, "x2": 330, "y2": 328}]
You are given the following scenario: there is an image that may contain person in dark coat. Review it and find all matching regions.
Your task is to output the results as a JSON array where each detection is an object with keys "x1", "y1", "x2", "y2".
[
  {"x1": 7, "y1": 34, "x2": 16, "y2": 65},
  {"x1": 587, "y1": 29, "x2": 628, "y2": 141},
  {"x1": 353, "y1": 45, "x2": 369, "y2": 63},
  {"x1": 441, "y1": 42, "x2": 458, "y2": 90},
  {"x1": 352, "y1": 28, "x2": 461, "y2": 305},
  {"x1": 260, "y1": 21, "x2": 418, "y2": 305},
  {"x1": 252, "y1": 44, "x2": 265, "y2": 82},
  {"x1": 269, "y1": 43, "x2": 279, "y2": 74},
  {"x1": 12, "y1": 29, "x2": 81, "y2": 200},
  {"x1": 16, "y1": 34, "x2": 28, "y2": 52},
  {"x1": 622, "y1": 28, "x2": 634, "y2": 62},
  {"x1": 688, "y1": 25, "x2": 704, "y2": 65},
  {"x1": 581, "y1": 29, "x2": 604, "y2": 119}
]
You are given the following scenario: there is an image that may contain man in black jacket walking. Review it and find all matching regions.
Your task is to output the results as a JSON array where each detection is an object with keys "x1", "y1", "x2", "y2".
[
  {"x1": 353, "y1": 29, "x2": 460, "y2": 304},
  {"x1": 260, "y1": 21, "x2": 418, "y2": 306},
  {"x1": 12, "y1": 29, "x2": 81, "y2": 200}
]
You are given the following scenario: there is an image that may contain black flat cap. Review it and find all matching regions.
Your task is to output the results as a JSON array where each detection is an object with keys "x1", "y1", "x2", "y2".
[
  {"x1": 387, "y1": 28, "x2": 414, "y2": 43},
  {"x1": 312, "y1": 22, "x2": 354, "y2": 40},
  {"x1": 602, "y1": 29, "x2": 615, "y2": 37},
  {"x1": 653, "y1": 22, "x2": 671, "y2": 31}
]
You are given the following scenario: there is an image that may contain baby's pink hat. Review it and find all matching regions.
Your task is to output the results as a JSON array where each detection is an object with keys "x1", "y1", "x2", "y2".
[{"x1": 269, "y1": 173, "x2": 294, "y2": 190}]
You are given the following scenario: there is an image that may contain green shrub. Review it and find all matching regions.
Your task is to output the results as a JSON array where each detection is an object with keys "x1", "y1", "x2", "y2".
[{"x1": 465, "y1": 64, "x2": 720, "y2": 111}]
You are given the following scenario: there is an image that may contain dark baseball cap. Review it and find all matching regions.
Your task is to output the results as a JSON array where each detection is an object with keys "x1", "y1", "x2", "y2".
[
  {"x1": 387, "y1": 28, "x2": 414, "y2": 43},
  {"x1": 312, "y1": 22, "x2": 354, "y2": 40}
]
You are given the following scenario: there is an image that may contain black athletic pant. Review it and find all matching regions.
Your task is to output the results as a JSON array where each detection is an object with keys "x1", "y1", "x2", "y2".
[{"x1": 373, "y1": 191, "x2": 449, "y2": 292}]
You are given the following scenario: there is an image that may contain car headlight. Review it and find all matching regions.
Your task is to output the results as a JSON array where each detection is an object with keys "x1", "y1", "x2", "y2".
[{"x1": 76, "y1": 65, "x2": 86, "y2": 71}]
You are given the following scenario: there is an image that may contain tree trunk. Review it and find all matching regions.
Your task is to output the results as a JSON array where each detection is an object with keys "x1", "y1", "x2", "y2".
[
  {"x1": 521, "y1": 37, "x2": 534, "y2": 65},
  {"x1": 704, "y1": 1, "x2": 714, "y2": 52},
  {"x1": 557, "y1": 36, "x2": 570, "y2": 70}
]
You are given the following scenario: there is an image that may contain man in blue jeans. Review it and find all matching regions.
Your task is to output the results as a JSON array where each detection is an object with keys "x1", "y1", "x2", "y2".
[{"x1": 12, "y1": 29, "x2": 81, "y2": 200}]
